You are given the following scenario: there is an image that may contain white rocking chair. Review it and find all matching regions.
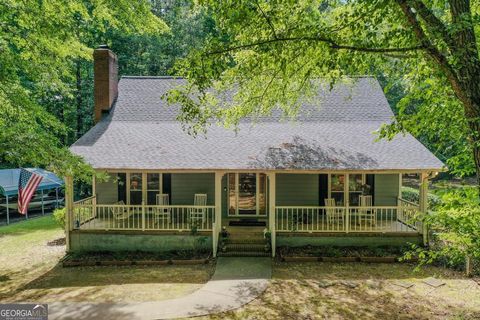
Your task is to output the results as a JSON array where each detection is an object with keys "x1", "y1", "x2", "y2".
[
  {"x1": 110, "y1": 200, "x2": 133, "y2": 228},
  {"x1": 190, "y1": 193, "x2": 207, "y2": 226},
  {"x1": 325, "y1": 198, "x2": 343, "y2": 226},
  {"x1": 110, "y1": 200, "x2": 132, "y2": 220},
  {"x1": 358, "y1": 195, "x2": 376, "y2": 225},
  {"x1": 155, "y1": 194, "x2": 171, "y2": 224}
]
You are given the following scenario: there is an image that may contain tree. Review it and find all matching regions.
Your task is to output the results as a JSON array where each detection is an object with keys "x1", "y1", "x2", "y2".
[
  {"x1": 0, "y1": 0, "x2": 167, "y2": 179},
  {"x1": 167, "y1": 0, "x2": 480, "y2": 191}
]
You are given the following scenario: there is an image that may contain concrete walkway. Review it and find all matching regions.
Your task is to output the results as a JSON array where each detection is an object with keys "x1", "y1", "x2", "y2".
[{"x1": 49, "y1": 257, "x2": 271, "y2": 320}]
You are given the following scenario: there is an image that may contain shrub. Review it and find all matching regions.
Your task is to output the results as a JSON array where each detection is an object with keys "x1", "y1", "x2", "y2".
[
  {"x1": 401, "y1": 186, "x2": 441, "y2": 208},
  {"x1": 53, "y1": 208, "x2": 65, "y2": 231},
  {"x1": 405, "y1": 187, "x2": 480, "y2": 274}
]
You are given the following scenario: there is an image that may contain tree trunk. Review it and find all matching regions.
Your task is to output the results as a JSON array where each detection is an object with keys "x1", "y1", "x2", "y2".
[
  {"x1": 399, "y1": 0, "x2": 480, "y2": 193},
  {"x1": 448, "y1": 0, "x2": 480, "y2": 193}
]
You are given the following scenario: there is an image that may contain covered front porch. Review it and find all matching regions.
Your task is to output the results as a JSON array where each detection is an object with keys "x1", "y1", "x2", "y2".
[{"x1": 66, "y1": 171, "x2": 431, "y2": 256}]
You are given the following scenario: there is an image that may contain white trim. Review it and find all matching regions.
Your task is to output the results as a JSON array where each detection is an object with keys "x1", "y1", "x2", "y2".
[{"x1": 96, "y1": 168, "x2": 445, "y2": 174}]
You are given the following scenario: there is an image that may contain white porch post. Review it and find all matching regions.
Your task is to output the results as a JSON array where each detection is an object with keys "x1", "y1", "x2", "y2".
[
  {"x1": 344, "y1": 174, "x2": 350, "y2": 233},
  {"x1": 419, "y1": 172, "x2": 429, "y2": 246},
  {"x1": 142, "y1": 172, "x2": 147, "y2": 231},
  {"x1": 213, "y1": 172, "x2": 223, "y2": 257},
  {"x1": 92, "y1": 174, "x2": 97, "y2": 218},
  {"x1": 65, "y1": 175, "x2": 74, "y2": 252},
  {"x1": 268, "y1": 172, "x2": 276, "y2": 257}
]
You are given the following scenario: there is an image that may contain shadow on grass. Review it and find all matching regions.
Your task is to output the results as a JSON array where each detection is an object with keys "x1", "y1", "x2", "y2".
[
  {"x1": 20, "y1": 261, "x2": 214, "y2": 290},
  {"x1": 273, "y1": 261, "x2": 469, "y2": 281},
  {"x1": 49, "y1": 301, "x2": 136, "y2": 320},
  {"x1": 208, "y1": 276, "x2": 479, "y2": 320},
  {"x1": 201, "y1": 261, "x2": 479, "y2": 320}
]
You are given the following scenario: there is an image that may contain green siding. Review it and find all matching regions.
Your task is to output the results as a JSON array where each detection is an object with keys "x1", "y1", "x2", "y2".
[
  {"x1": 70, "y1": 232, "x2": 212, "y2": 252},
  {"x1": 374, "y1": 174, "x2": 400, "y2": 206},
  {"x1": 171, "y1": 173, "x2": 215, "y2": 205},
  {"x1": 96, "y1": 174, "x2": 118, "y2": 204},
  {"x1": 276, "y1": 174, "x2": 319, "y2": 206}
]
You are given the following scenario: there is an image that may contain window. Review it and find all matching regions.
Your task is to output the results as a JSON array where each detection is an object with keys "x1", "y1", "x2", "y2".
[
  {"x1": 129, "y1": 173, "x2": 142, "y2": 205},
  {"x1": 330, "y1": 174, "x2": 345, "y2": 205},
  {"x1": 349, "y1": 174, "x2": 364, "y2": 206},
  {"x1": 147, "y1": 173, "x2": 161, "y2": 205}
]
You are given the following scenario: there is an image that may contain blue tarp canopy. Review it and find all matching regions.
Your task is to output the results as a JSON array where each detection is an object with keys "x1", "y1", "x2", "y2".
[{"x1": 0, "y1": 168, "x2": 64, "y2": 197}]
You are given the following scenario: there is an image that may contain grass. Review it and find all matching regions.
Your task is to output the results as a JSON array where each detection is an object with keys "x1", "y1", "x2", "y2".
[
  {"x1": 0, "y1": 216, "x2": 214, "y2": 303},
  {"x1": 2, "y1": 214, "x2": 479, "y2": 318},
  {"x1": 4, "y1": 264, "x2": 214, "y2": 303},
  {"x1": 198, "y1": 262, "x2": 480, "y2": 320},
  {"x1": 0, "y1": 215, "x2": 65, "y2": 298},
  {"x1": 0, "y1": 214, "x2": 61, "y2": 235}
]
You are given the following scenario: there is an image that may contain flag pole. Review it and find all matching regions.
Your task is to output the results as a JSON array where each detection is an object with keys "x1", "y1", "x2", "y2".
[{"x1": 6, "y1": 195, "x2": 9, "y2": 225}]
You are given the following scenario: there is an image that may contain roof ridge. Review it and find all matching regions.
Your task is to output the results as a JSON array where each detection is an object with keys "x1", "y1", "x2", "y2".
[
  {"x1": 121, "y1": 76, "x2": 184, "y2": 80},
  {"x1": 120, "y1": 75, "x2": 377, "y2": 80}
]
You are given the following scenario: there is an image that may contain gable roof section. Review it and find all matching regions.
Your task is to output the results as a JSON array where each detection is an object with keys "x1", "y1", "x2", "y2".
[{"x1": 71, "y1": 76, "x2": 444, "y2": 171}]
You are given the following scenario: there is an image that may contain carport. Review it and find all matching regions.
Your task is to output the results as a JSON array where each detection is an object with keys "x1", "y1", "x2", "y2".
[{"x1": 0, "y1": 168, "x2": 64, "y2": 224}]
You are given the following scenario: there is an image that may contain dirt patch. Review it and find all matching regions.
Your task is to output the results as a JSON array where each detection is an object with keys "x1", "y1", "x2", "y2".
[{"x1": 47, "y1": 237, "x2": 66, "y2": 246}]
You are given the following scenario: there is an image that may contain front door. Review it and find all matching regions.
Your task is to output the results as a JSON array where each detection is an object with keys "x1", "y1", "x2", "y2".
[
  {"x1": 238, "y1": 173, "x2": 256, "y2": 215},
  {"x1": 228, "y1": 173, "x2": 266, "y2": 216}
]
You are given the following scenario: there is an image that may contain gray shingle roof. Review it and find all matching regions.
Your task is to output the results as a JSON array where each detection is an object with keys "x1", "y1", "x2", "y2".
[{"x1": 71, "y1": 76, "x2": 444, "y2": 171}]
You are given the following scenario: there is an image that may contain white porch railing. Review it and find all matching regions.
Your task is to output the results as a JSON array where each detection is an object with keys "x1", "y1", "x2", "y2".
[
  {"x1": 275, "y1": 204, "x2": 422, "y2": 233},
  {"x1": 73, "y1": 196, "x2": 96, "y2": 226},
  {"x1": 72, "y1": 201, "x2": 215, "y2": 231},
  {"x1": 397, "y1": 197, "x2": 422, "y2": 232}
]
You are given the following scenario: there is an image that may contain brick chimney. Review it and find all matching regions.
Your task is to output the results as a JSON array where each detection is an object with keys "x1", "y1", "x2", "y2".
[{"x1": 94, "y1": 45, "x2": 118, "y2": 123}]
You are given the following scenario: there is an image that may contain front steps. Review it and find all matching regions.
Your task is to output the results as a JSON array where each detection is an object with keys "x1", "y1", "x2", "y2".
[{"x1": 218, "y1": 227, "x2": 271, "y2": 257}]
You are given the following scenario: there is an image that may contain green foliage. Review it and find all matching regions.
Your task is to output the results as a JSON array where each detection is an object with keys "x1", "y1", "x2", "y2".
[
  {"x1": 53, "y1": 208, "x2": 66, "y2": 231},
  {"x1": 401, "y1": 186, "x2": 441, "y2": 208},
  {"x1": 0, "y1": 0, "x2": 166, "y2": 180},
  {"x1": 407, "y1": 187, "x2": 480, "y2": 271},
  {"x1": 166, "y1": 0, "x2": 479, "y2": 178}
]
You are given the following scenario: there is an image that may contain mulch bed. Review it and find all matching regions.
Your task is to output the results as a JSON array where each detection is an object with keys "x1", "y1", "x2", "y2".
[
  {"x1": 62, "y1": 250, "x2": 212, "y2": 267},
  {"x1": 278, "y1": 245, "x2": 417, "y2": 263}
]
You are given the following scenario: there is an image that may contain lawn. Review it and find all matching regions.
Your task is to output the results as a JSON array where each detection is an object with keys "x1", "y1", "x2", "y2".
[
  {"x1": 0, "y1": 215, "x2": 65, "y2": 298},
  {"x1": 2, "y1": 216, "x2": 479, "y2": 319},
  {"x1": 200, "y1": 262, "x2": 480, "y2": 320},
  {"x1": 0, "y1": 216, "x2": 214, "y2": 303}
]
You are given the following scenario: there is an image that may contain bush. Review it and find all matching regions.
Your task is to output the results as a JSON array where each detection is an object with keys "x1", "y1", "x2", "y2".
[
  {"x1": 405, "y1": 187, "x2": 480, "y2": 274},
  {"x1": 401, "y1": 186, "x2": 441, "y2": 208},
  {"x1": 53, "y1": 208, "x2": 65, "y2": 231}
]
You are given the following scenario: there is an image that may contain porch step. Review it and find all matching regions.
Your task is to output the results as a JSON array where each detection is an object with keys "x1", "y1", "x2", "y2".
[
  {"x1": 224, "y1": 243, "x2": 266, "y2": 252},
  {"x1": 218, "y1": 251, "x2": 270, "y2": 257},
  {"x1": 224, "y1": 238, "x2": 265, "y2": 245},
  {"x1": 219, "y1": 231, "x2": 269, "y2": 257}
]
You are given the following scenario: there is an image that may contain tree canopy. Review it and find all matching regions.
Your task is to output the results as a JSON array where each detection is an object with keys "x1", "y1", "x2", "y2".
[
  {"x1": 167, "y1": 0, "x2": 480, "y2": 185},
  {"x1": 0, "y1": 0, "x2": 167, "y2": 179}
]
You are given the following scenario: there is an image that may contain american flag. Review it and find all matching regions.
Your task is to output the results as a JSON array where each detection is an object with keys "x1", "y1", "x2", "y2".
[{"x1": 18, "y1": 168, "x2": 43, "y2": 214}]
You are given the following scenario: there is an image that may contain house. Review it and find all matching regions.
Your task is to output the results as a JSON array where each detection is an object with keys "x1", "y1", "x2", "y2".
[{"x1": 66, "y1": 46, "x2": 444, "y2": 257}]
